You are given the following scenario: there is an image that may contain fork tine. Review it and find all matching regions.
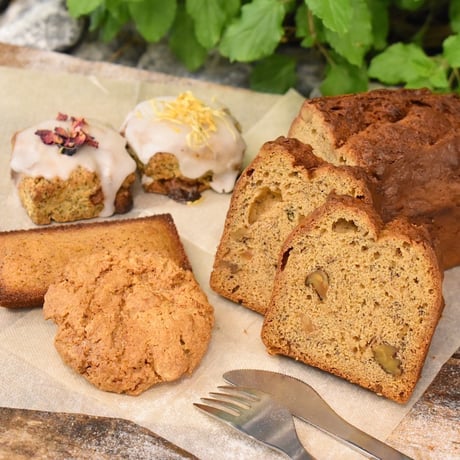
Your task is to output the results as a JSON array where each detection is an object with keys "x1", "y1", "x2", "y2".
[
  {"x1": 208, "y1": 391, "x2": 253, "y2": 407},
  {"x1": 199, "y1": 396, "x2": 244, "y2": 414},
  {"x1": 193, "y1": 402, "x2": 238, "y2": 425},
  {"x1": 217, "y1": 385, "x2": 263, "y2": 399}
]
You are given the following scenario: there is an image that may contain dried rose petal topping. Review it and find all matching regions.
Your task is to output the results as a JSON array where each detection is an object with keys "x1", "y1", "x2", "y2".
[{"x1": 34, "y1": 113, "x2": 99, "y2": 155}]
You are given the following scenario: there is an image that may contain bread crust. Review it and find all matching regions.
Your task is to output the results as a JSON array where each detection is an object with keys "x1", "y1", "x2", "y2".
[{"x1": 0, "y1": 214, "x2": 189, "y2": 308}]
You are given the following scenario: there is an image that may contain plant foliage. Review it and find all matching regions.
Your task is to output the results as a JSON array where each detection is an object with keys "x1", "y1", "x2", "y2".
[{"x1": 67, "y1": 0, "x2": 460, "y2": 95}]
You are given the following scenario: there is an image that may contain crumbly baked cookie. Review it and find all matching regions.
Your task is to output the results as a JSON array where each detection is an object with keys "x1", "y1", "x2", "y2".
[
  {"x1": 261, "y1": 195, "x2": 444, "y2": 403},
  {"x1": 10, "y1": 113, "x2": 136, "y2": 224},
  {"x1": 121, "y1": 91, "x2": 246, "y2": 202},
  {"x1": 43, "y1": 249, "x2": 214, "y2": 395},
  {"x1": 210, "y1": 136, "x2": 375, "y2": 314},
  {"x1": 288, "y1": 88, "x2": 460, "y2": 269}
]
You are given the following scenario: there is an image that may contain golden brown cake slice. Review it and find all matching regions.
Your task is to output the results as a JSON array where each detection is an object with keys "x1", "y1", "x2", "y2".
[
  {"x1": 10, "y1": 113, "x2": 137, "y2": 225},
  {"x1": 43, "y1": 249, "x2": 214, "y2": 395},
  {"x1": 121, "y1": 91, "x2": 246, "y2": 202},
  {"x1": 0, "y1": 214, "x2": 189, "y2": 309},
  {"x1": 210, "y1": 136, "x2": 375, "y2": 314},
  {"x1": 288, "y1": 88, "x2": 460, "y2": 269},
  {"x1": 261, "y1": 195, "x2": 444, "y2": 403}
]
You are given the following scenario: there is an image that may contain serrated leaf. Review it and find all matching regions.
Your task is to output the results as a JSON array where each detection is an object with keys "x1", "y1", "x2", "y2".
[
  {"x1": 129, "y1": 0, "x2": 177, "y2": 43},
  {"x1": 320, "y1": 59, "x2": 368, "y2": 95},
  {"x1": 306, "y1": 0, "x2": 353, "y2": 35},
  {"x1": 66, "y1": 0, "x2": 103, "y2": 17},
  {"x1": 324, "y1": 0, "x2": 373, "y2": 67},
  {"x1": 219, "y1": 0, "x2": 285, "y2": 62},
  {"x1": 250, "y1": 54, "x2": 297, "y2": 93},
  {"x1": 443, "y1": 34, "x2": 460, "y2": 67},
  {"x1": 369, "y1": 43, "x2": 449, "y2": 89},
  {"x1": 450, "y1": 0, "x2": 460, "y2": 33},
  {"x1": 169, "y1": 5, "x2": 208, "y2": 71},
  {"x1": 186, "y1": 0, "x2": 237, "y2": 49}
]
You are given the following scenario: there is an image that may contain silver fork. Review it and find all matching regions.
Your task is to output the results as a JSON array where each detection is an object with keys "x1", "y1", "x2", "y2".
[{"x1": 194, "y1": 386, "x2": 316, "y2": 460}]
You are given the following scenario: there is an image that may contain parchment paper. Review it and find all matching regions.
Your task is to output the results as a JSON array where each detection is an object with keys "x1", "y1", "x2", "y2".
[{"x1": 0, "y1": 66, "x2": 458, "y2": 460}]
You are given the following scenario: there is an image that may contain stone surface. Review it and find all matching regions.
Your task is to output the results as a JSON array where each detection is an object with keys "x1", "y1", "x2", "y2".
[{"x1": 0, "y1": 0, "x2": 83, "y2": 51}]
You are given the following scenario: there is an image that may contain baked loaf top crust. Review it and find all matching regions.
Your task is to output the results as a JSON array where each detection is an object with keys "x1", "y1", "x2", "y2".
[
  {"x1": 0, "y1": 214, "x2": 189, "y2": 309},
  {"x1": 261, "y1": 195, "x2": 444, "y2": 403},
  {"x1": 210, "y1": 136, "x2": 375, "y2": 314},
  {"x1": 10, "y1": 115, "x2": 137, "y2": 224},
  {"x1": 288, "y1": 88, "x2": 460, "y2": 269},
  {"x1": 43, "y1": 249, "x2": 214, "y2": 395},
  {"x1": 121, "y1": 92, "x2": 246, "y2": 200}
]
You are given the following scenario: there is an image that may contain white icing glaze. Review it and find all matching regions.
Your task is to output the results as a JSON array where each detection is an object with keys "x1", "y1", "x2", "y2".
[
  {"x1": 10, "y1": 118, "x2": 136, "y2": 217},
  {"x1": 121, "y1": 95, "x2": 246, "y2": 193}
]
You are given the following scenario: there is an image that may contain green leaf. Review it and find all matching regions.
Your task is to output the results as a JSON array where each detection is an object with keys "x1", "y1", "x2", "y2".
[
  {"x1": 324, "y1": 0, "x2": 373, "y2": 67},
  {"x1": 100, "y1": 12, "x2": 125, "y2": 42},
  {"x1": 366, "y1": 0, "x2": 389, "y2": 50},
  {"x1": 393, "y1": 0, "x2": 426, "y2": 11},
  {"x1": 88, "y1": 6, "x2": 107, "y2": 32},
  {"x1": 443, "y1": 34, "x2": 460, "y2": 68},
  {"x1": 250, "y1": 54, "x2": 297, "y2": 93},
  {"x1": 66, "y1": 0, "x2": 103, "y2": 17},
  {"x1": 295, "y1": 3, "x2": 325, "y2": 48},
  {"x1": 450, "y1": 0, "x2": 460, "y2": 33},
  {"x1": 129, "y1": 0, "x2": 176, "y2": 42},
  {"x1": 320, "y1": 58, "x2": 368, "y2": 95},
  {"x1": 186, "y1": 0, "x2": 239, "y2": 49},
  {"x1": 169, "y1": 5, "x2": 208, "y2": 71},
  {"x1": 305, "y1": 0, "x2": 353, "y2": 35},
  {"x1": 369, "y1": 43, "x2": 449, "y2": 89},
  {"x1": 219, "y1": 0, "x2": 285, "y2": 62}
]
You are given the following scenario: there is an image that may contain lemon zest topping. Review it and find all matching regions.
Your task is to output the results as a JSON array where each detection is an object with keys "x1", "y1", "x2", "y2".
[{"x1": 150, "y1": 91, "x2": 228, "y2": 149}]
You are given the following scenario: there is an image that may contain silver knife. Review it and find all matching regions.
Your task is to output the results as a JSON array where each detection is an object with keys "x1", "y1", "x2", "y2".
[{"x1": 224, "y1": 369, "x2": 413, "y2": 460}]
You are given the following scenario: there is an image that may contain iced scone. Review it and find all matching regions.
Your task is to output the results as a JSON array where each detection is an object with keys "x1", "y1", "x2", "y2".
[
  {"x1": 121, "y1": 91, "x2": 246, "y2": 202},
  {"x1": 10, "y1": 113, "x2": 137, "y2": 225}
]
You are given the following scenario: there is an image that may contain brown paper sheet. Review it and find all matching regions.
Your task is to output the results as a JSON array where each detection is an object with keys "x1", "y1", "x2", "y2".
[{"x1": 0, "y1": 65, "x2": 459, "y2": 459}]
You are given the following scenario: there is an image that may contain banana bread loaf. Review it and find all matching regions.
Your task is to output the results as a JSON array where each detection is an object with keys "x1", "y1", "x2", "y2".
[
  {"x1": 288, "y1": 88, "x2": 460, "y2": 269},
  {"x1": 210, "y1": 136, "x2": 375, "y2": 314},
  {"x1": 261, "y1": 195, "x2": 444, "y2": 403}
]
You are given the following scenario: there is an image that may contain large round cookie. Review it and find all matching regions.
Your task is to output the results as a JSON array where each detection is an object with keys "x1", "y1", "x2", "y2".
[{"x1": 43, "y1": 249, "x2": 214, "y2": 395}]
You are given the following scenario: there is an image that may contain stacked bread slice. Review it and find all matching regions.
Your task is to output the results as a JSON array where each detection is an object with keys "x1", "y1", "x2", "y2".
[
  {"x1": 210, "y1": 136, "x2": 375, "y2": 314},
  {"x1": 211, "y1": 88, "x2": 453, "y2": 402}
]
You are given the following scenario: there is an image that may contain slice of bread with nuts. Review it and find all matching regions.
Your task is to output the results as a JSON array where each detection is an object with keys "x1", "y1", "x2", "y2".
[
  {"x1": 261, "y1": 194, "x2": 444, "y2": 403},
  {"x1": 210, "y1": 136, "x2": 375, "y2": 314}
]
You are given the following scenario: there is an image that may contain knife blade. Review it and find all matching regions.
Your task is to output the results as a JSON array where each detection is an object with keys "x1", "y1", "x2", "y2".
[{"x1": 224, "y1": 369, "x2": 413, "y2": 460}]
